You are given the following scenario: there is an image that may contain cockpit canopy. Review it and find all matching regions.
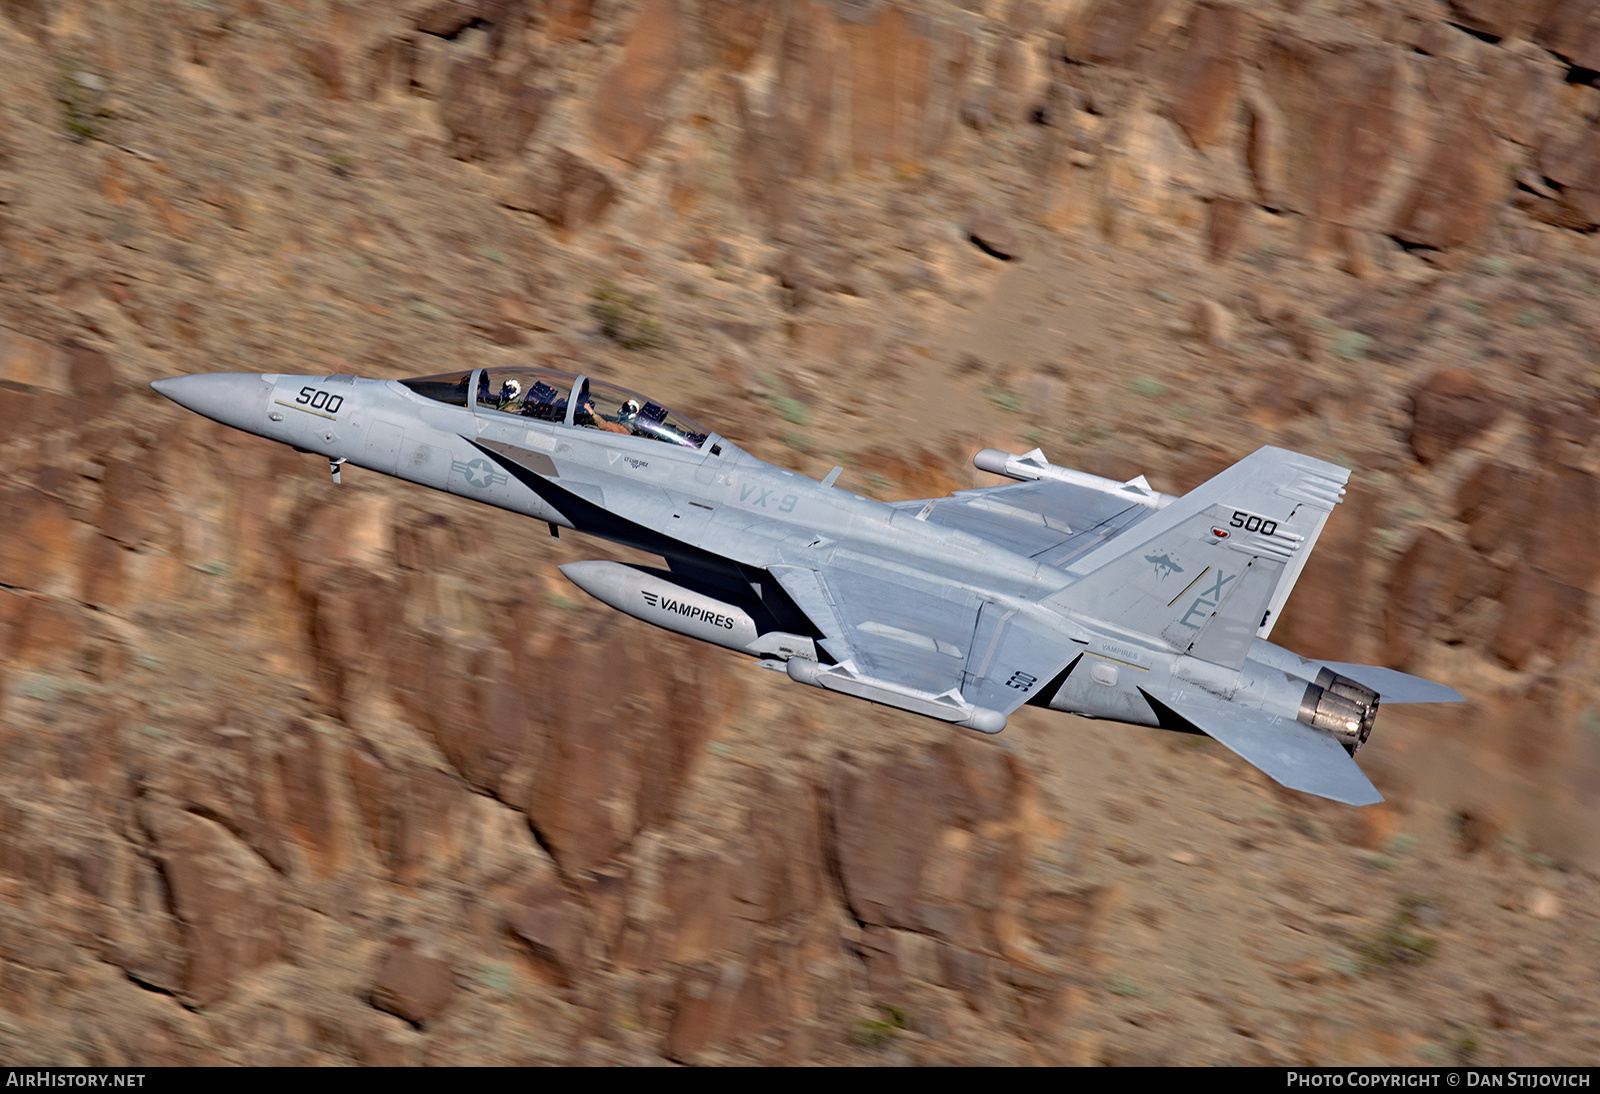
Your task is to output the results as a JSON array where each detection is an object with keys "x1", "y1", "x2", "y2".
[{"x1": 399, "y1": 367, "x2": 710, "y2": 450}]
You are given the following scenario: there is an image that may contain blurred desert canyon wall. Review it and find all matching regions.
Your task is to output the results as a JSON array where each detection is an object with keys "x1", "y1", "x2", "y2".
[{"x1": 1, "y1": 0, "x2": 1598, "y2": 1065}]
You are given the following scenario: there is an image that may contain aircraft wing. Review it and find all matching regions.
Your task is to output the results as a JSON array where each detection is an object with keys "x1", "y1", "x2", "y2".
[
  {"x1": 768, "y1": 556, "x2": 1082, "y2": 731},
  {"x1": 892, "y1": 480, "x2": 1153, "y2": 569}
]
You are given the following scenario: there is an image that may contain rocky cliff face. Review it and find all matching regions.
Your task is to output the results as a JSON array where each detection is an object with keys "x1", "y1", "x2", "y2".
[{"x1": 1, "y1": 0, "x2": 1598, "y2": 1065}]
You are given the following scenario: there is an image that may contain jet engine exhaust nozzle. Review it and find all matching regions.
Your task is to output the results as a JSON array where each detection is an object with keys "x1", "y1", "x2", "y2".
[{"x1": 1298, "y1": 670, "x2": 1379, "y2": 755}]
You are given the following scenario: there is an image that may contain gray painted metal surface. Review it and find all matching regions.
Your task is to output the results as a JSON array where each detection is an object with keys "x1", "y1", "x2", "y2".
[{"x1": 152, "y1": 368, "x2": 1465, "y2": 806}]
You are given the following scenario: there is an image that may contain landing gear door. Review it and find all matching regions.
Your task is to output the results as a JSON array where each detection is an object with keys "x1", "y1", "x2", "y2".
[{"x1": 695, "y1": 433, "x2": 728, "y2": 485}]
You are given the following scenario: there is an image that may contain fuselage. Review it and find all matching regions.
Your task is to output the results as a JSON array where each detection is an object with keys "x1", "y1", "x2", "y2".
[{"x1": 153, "y1": 368, "x2": 1361, "y2": 737}]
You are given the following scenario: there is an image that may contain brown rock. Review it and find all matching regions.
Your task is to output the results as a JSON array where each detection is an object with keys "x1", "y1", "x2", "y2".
[
  {"x1": 1025, "y1": 886, "x2": 1114, "y2": 964},
  {"x1": 62, "y1": 341, "x2": 117, "y2": 416},
  {"x1": 935, "y1": 942, "x2": 993, "y2": 1009},
  {"x1": 501, "y1": 148, "x2": 618, "y2": 232},
  {"x1": 1449, "y1": 1, "x2": 1538, "y2": 41},
  {"x1": 701, "y1": 0, "x2": 774, "y2": 71},
  {"x1": 1004, "y1": 959, "x2": 1067, "y2": 1032},
  {"x1": 416, "y1": 1, "x2": 481, "y2": 37},
  {"x1": 0, "y1": 487, "x2": 79, "y2": 593},
  {"x1": 0, "y1": 384, "x2": 70, "y2": 445},
  {"x1": 991, "y1": 35, "x2": 1028, "y2": 126},
  {"x1": 77, "y1": 534, "x2": 125, "y2": 610},
  {"x1": 1390, "y1": 96, "x2": 1504, "y2": 251},
  {"x1": 441, "y1": 57, "x2": 547, "y2": 162},
  {"x1": 659, "y1": 851, "x2": 736, "y2": 964},
  {"x1": 304, "y1": 39, "x2": 345, "y2": 99},
  {"x1": 100, "y1": 851, "x2": 188, "y2": 996},
  {"x1": 858, "y1": 925, "x2": 908, "y2": 1008},
  {"x1": 356, "y1": 1020, "x2": 424, "y2": 1066},
  {"x1": 542, "y1": 0, "x2": 595, "y2": 42},
  {"x1": 732, "y1": 770, "x2": 829, "y2": 923},
  {"x1": 6, "y1": 595, "x2": 87, "y2": 668},
  {"x1": 839, "y1": 2, "x2": 973, "y2": 172},
  {"x1": 1492, "y1": 570, "x2": 1589, "y2": 670},
  {"x1": 277, "y1": 719, "x2": 337, "y2": 865},
  {"x1": 308, "y1": 567, "x2": 400, "y2": 724},
  {"x1": 768, "y1": 0, "x2": 844, "y2": 176},
  {"x1": 1530, "y1": 400, "x2": 1600, "y2": 468},
  {"x1": 394, "y1": 510, "x2": 465, "y2": 572},
  {"x1": 1269, "y1": 481, "x2": 1371, "y2": 661},
  {"x1": 729, "y1": 75, "x2": 801, "y2": 231},
  {"x1": 391, "y1": 602, "x2": 722, "y2": 876},
  {"x1": 0, "y1": 327, "x2": 69, "y2": 391},
  {"x1": 1205, "y1": 196, "x2": 1247, "y2": 262},
  {"x1": 856, "y1": 446, "x2": 960, "y2": 500},
  {"x1": 1382, "y1": 528, "x2": 1490, "y2": 669},
  {"x1": 1169, "y1": 2, "x2": 1243, "y2": 151},
  {"x1": 394, "y1": 628, "x2": 531, "y2": 800},
  {"x1": 1069, "y1": 0, "x2": 1165, "y2": 66},
  {"x1": 148, "y1": 806, "x2": 284, "y2": 1006},
  {"x1": 590, "y1": 0, "x2": 684, "y2": 164},
  {"x1": 525, "y1": 628, "x2": 720, "y2": 875},
  {"x1": 1256, "y1": 34, "x2": 1396, "y2": 229},
  {"x1": 1535, "y1": 118, "x2": 1600, "y2": 231},
  {"x1": 967, "y1": 210, "x2": 1022, "y2": 260},
  {"x1": 504, "y1": 876, "x2": 587, "y2": 984},
  {"x1": 1535, "y1": 1, "x2": 1600, "y2": 73},
  {"x1": 1529, "y1": 469, "x2": 1600, "y2": 591},
  {"x1": 161, "y1": 718, "x2": 292, "y2": 878},
  {"x1": 476, "y1": 320, "x2": 528, "y2": 346},
  {"x1": 664, "y1": 964, "x2": 720, "y2": 1062},
  {"x1": 345, "y1": 743, "x2": 462, "y2": 884},
  {"x1": 97, "y1": 454, "x2": 164, "y2": 549},
  {"x1": 1457, "y1": 462, "x2": 1537, "y2": 558},
  {"x1": 370, "y1": 938, "x2": 457, "y2": 1027},
  {"x1": 1192, "y1": 298, "x2": 1234, "y2": 348},
  {"x1": 829, "y1": 737, "x2": 1024, "y2": 949},
  {"x1": 1408, "y1": 367, "x2": 1501, "y2": 465}
]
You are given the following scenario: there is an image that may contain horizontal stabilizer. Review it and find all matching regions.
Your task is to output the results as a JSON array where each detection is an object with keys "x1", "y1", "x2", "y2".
[
  {"x1": 1143, "y1": 691, "x2": 1383, "y2": 806},
  {"x1": 1319, "y1": 662, "x2": 1464, "y2": 704}
]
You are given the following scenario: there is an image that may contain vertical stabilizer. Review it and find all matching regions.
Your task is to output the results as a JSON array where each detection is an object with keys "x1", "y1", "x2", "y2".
[{"x1": 1047, "y1": 447, "x2": 1348, "y2": 669}]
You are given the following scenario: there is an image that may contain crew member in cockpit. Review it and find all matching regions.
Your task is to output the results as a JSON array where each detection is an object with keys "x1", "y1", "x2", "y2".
[
  {"x1": 580, "y1": 395, "x2": 633, "y2": 435},
  {"x1": 618, "y1": 399, "x2": 642, "y2": 432},
  {"x1": 497, "y1": 378, "x2": 522, "y2": 411}
]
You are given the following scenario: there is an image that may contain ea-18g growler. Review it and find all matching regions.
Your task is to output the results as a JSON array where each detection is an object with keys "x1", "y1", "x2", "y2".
[{"x1": 153, "y1": 366, "x2": 1462, "y2": 805}]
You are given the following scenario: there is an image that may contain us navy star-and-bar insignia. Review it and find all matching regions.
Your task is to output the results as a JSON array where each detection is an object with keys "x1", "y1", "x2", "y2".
[{"x1": 451, "y1": 457, "x2": 509, "y2": 489}]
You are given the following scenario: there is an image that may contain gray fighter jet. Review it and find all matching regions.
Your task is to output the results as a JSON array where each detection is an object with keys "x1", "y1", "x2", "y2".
[{"x1": 153, "y1": 366, "x2": 1462, "y2": 806}]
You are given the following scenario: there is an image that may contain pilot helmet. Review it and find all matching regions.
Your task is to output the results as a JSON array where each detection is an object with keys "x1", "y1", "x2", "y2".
[
  {"x1": 502, "y1": 378, "x2": 522, "y2": 398},
  {"x1": 622, "y1": 399, "x2": 641, "y2": 417}
]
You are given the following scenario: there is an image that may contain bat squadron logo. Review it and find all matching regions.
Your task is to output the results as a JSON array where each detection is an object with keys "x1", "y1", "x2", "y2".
[
  {"x1": 1145, "y1": 552, "x2": 1184, "y2": 579},
  {"x1": 451, "y1": 457, "x2": 508, "y2": 489}
]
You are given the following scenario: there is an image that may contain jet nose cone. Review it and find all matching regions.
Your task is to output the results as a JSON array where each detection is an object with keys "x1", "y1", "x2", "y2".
[{"x1": 150, "y1": 373, "x2": 272, "y2": 433}]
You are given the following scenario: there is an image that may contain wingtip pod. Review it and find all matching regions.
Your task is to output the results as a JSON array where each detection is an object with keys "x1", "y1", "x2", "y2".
[
  {"x1": 785, "y1": 657, "x2": 825, "y2": 686},
  {"x1": 973, "y1": 448, "x2": 1175, "y2": 508},
  {"x1": 958, "y1": 707, "x2": 1008, "y2": 734}
]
